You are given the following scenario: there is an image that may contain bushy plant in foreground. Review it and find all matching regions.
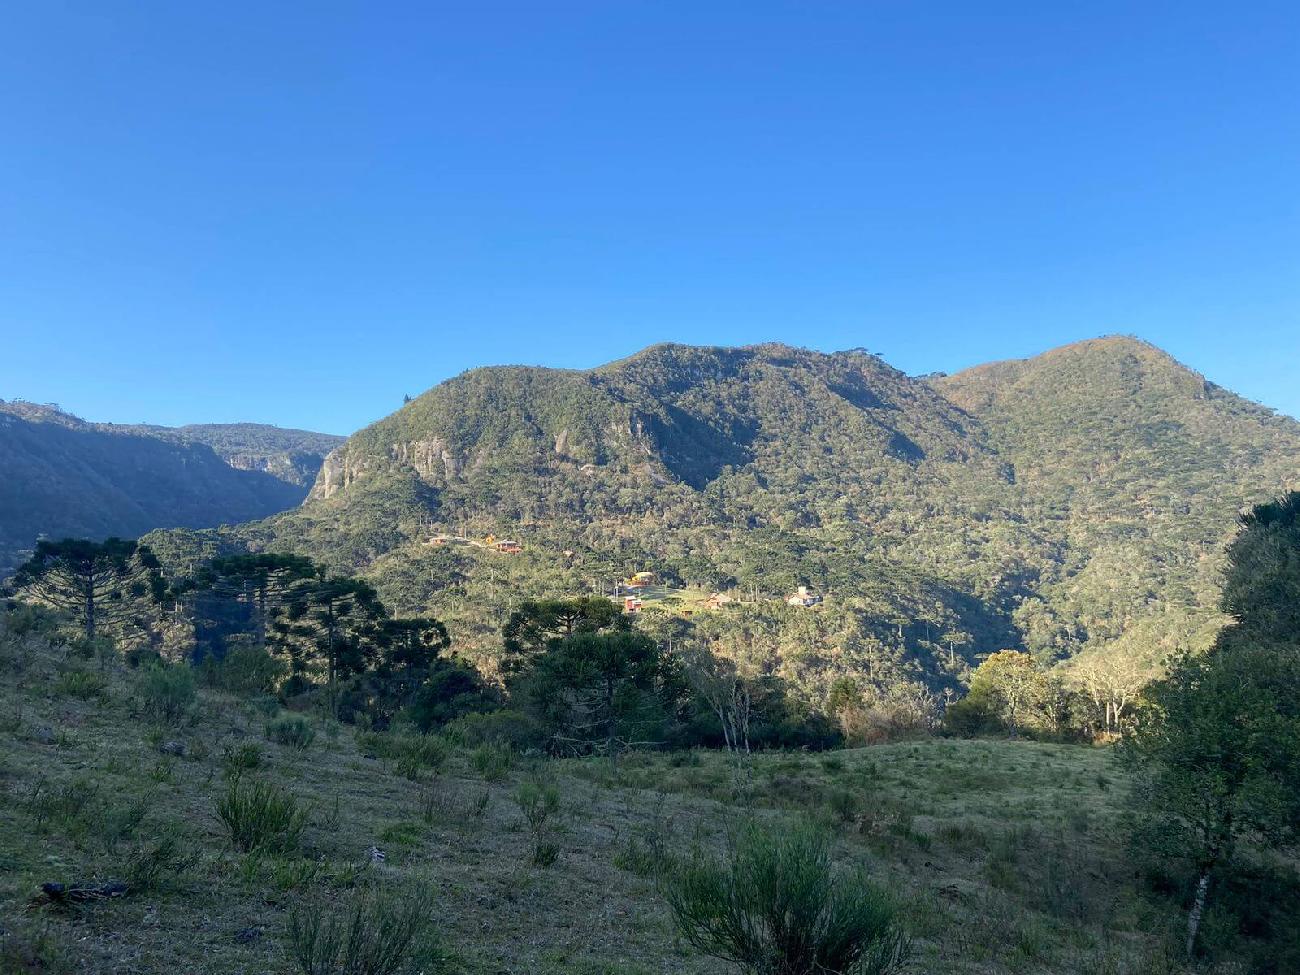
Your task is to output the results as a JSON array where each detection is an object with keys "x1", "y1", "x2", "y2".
[
  {"x1": 662, "y1": 823, "x2": 907, "y2": 975},
  {"x1": 137, "y1": 662, "x2": 198, "y2": 725},
  {"x1": 266, "y1": 714, "x2": 315, "y2": 749},
  {"x1": 288, "y1": 885, "x2": 449, "y2": 975},
  {"x1": 216, "y1": 777, "x2": 307, "y2": 854},
  {"x1": 515, "y1": 776, "x2": 561, "y2": 866}
]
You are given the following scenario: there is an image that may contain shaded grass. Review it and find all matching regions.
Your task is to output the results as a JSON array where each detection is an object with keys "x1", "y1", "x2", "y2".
[{"x1": 0, "y1": 629, "x2": 1197, "y2": 975}]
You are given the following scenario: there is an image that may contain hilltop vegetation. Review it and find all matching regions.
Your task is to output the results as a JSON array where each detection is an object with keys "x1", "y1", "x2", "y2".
[
  {"x1": 0, "y1": 400, "x2": 341, "y2": 575},
  {"x1": 156, "y1": 338, "x2": 1300, "y2": 712}
]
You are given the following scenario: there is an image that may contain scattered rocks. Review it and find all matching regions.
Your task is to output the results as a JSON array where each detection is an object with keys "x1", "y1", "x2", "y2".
[
  {"x1": 32, "y1": 726, "x2": 55, "y2": 745},
  {"x1": 158, "y1": 740, "x2": 186, "y2": 757}
]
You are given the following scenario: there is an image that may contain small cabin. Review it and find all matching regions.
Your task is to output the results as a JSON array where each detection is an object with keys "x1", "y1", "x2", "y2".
[
  {"x1": 627, "y1": 571, "x2": 657, "y2": 588},
  {"x1": 624, "y1": 596, "x2": 643, "y2": 613},
  {"x1": 494, "y1": 539, "x2": 522, "y2": 554},
  {"x1": 786, "y1": 586, "x2": 822, "y2": 608},
  {"x1": 705, "y1": 592, "x2": 735, "y2": 609}
]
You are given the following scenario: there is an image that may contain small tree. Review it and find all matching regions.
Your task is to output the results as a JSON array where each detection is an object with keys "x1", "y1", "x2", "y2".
[
  {"x1": 521, "y1": 631, "x2": 683, "y2": 763},
  {"x1": 12, "y1": 538, "x2": 163, "y2": 641},
  {"x1": 1124, "y1": 647, "x2": 1300, "y2": 957},
  {"x1": 515, "y1": 776, "x2": 562, "y2": 866},
  {"x1": 945, "y1": 650, "x2": 1054, "y2": 737},
  {"x1": 662, "y1": 823, "x2": 907, "y2": 975},
  {"x1": 681, "y1": 645, "x2": 754, "y2": 755}
]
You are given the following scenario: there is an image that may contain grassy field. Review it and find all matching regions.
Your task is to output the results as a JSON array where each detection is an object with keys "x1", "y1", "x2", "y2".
[{"x1": 0, "y1": 630, "x2": 1197, "y2": 975}]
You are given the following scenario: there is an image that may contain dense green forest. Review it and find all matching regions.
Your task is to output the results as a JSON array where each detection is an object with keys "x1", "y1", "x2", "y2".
[{"x1": 143, "y1": 338, "x2": 1300, "y2": 716}]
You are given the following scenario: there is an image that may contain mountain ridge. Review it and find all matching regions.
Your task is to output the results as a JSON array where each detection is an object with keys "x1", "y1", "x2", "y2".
[
  {"x1": 0, "y1": 401, "x2": 342, "y2": 573},
  {"x1": 188, "y1": 335, "x2": 1299, "y2": 703}
]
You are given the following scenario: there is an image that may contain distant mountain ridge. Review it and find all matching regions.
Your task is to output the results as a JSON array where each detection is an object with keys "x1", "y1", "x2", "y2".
[
  {"x1": 0, "y1": 401, "x2": 342, "y2": 573},
  {"x1": 196, "y1": 335, "x2": 1300, "y2": 697}
]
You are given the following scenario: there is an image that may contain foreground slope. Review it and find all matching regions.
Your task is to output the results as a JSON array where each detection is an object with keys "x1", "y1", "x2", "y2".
[
  {"x1": 0, "y1": 401, "x2": 342, "y2": 574},
  {"x1": 0, "y1": 622, "x2": 1185, "y2": 975}
]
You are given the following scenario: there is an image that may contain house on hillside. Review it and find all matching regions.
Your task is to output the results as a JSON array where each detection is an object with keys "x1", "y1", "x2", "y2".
[
  {"x1": 627, "y1": 571, "x2": 657, "y2": 588},
  {"x1": 624, "y1": 596, "x2": 643, "y2": 613},
  {"x1": 493, "y1": 539, "x2": 522, "y2": 554},
  {"x1": 786, "y1": 586, "x2": 822, "y2": 608},
  {"x1": 706, "y1": 592, "x2": 735, "y2": 609}
]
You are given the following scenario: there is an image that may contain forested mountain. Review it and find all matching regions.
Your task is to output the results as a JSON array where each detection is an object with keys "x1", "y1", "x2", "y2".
[
  {"x1": 0, "y1": 401, "x2": 342, "y2": 574},
  {"x1": 165, "y1": 336, "x2": 1299, "y2": 700},
  {"x1": 932, "y1": 338, "x2": 1300, "y2": 659}
]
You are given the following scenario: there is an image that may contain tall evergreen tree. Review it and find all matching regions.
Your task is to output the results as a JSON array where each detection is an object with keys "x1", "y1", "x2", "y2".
[
  {"x1": 202, "y1": 552, "x2": 319, "y2": 648},
  {"x1": 502, "y1": 597, "x2": 628, "y2": 671},
  {"x1": 268, "y1": 577, "x2": 388, "y2": 715},
  {"x1": 11, "y1": 538, "x2": 163, "y2": 640},
  {"x1": 521, "y1": 630, "x2": 683, "y2": 764}
]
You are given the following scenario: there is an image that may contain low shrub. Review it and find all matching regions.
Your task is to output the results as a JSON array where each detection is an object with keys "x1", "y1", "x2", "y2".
[
  {"x1": 826, "y1": 788, "x2": 860, "y2": 824},
  {"x1": 287, "y1": 885, "x2": 449, "y2": 975},
  {"x1": 470, "y1": 742, "x2": 512, "y2": 782},
  {"x1": 357, "y1": 732, "x2": 450, "y2": 780},
  {"x1": 214, "y1": 644, "x2": 285, "y2": 694},
  {"x1": 515, "y1": 776, "x2": 561, "y2": 867},
  {"x1": 137, "y1": 663, "x2": 197, "y2": 725},
  {"x1": 1, "y1": 602, "x2": 63, "y2": 637},
  {"x1": 266, "y1": 714, "x2": 315, "y2": 750},
  {"x1": 125, "y1": 825, "x2": 199, "y2": 891},
  {"x1": 55, "y1": 669, "x2": 108, "y2": 701},
  {"x1": 216, "y1": 777, "x2": 307, "y2": 854},
  {"x1": 67, "y1": 634, "x2": 115, "y2": 661},
  {"x1": 444, "y1": 709, "x2": 546, "y2": 751},
  {"x1": 222, "y1": 742, "x2": 265, "y2": 775},
  {"x1": 125, "y1": 644, "x2": 164, "y2": 670},
  {"x1": 24, "y1": 777, "x2": 100, "y2": 836},
  {"x1": 661, "y1": 823, "x2": 908, "y2": 975}
]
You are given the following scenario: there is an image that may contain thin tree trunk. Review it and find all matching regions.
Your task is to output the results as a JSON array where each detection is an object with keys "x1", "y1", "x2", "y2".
[
  {"x1": 84, "y1": 579, "x2": 95, "y2": 641},
  {"x1": 1186, "y1": 869, "x2": 1212, "y2": 959},
  {"x1": 605, "y1": 676, "x2": 617, "y2": 770}
]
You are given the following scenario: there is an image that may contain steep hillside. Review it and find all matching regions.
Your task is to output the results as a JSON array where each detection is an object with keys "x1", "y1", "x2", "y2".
[
  {"x1": 933, "y1": 337, "x2": 1300, "y2": 658},
  {"x1": 154, "y1": 338, "x2": 1300, "y2": 700},
  {"x1": 0, "y1": 402, "x2": 342, "y2": 574}
]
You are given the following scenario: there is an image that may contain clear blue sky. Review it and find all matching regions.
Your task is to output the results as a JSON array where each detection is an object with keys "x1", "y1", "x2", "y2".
[{"x1": 2, "y1": 2, "x2": 1297, "y2": 434}]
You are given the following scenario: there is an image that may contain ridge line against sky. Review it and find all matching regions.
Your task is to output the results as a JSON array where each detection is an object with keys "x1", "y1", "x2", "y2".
[
  {"x1": 5, "y1": 332, "x2": 1297, "y2": 437},
  {"x1": 2, "y1": 2, "x2": 1297, "y2": 432}
]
